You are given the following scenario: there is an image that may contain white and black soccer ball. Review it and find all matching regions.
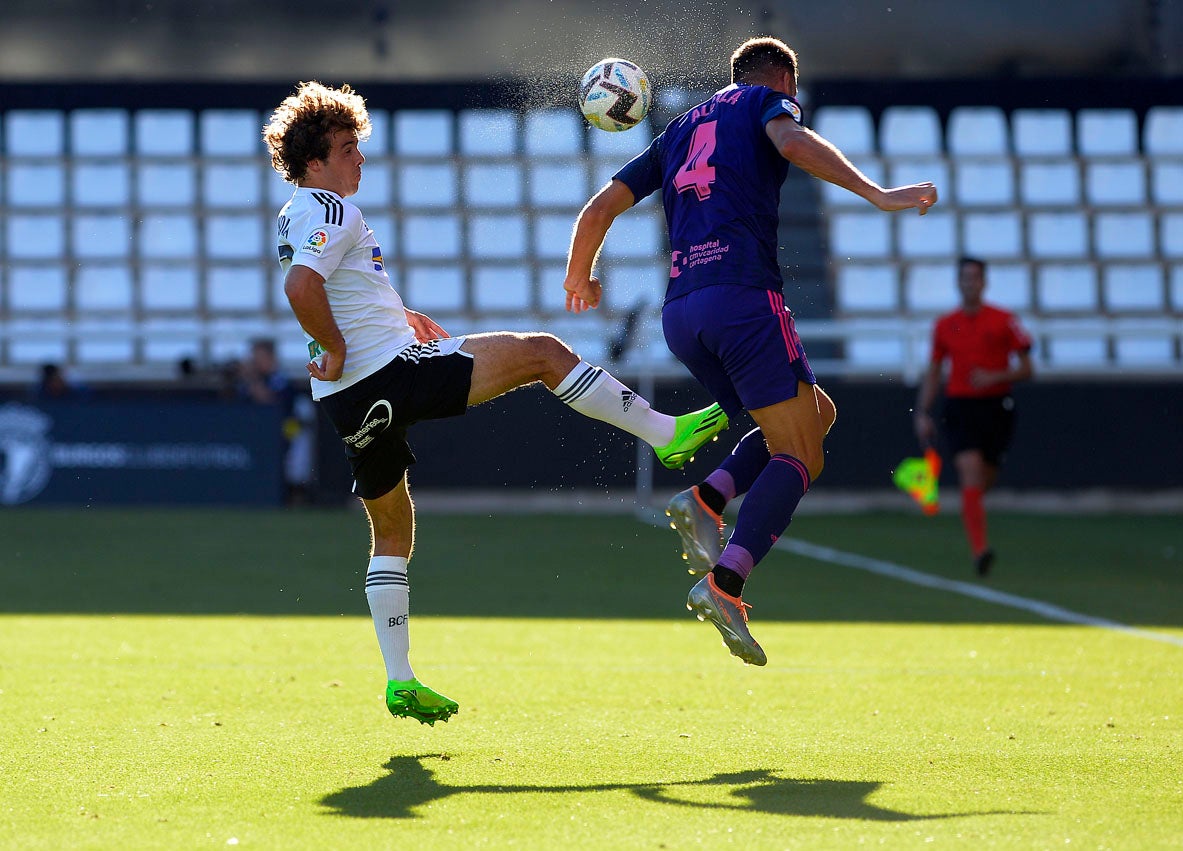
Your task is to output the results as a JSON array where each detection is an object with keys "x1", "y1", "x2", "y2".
[{"x1": 578, "y1": 58, "x2": 651, "y2": 132}]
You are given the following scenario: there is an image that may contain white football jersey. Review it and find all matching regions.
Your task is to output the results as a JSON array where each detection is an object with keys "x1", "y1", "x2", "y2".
[{"x1": 277, "y1": 187, "x2": 415, "y2": 400}]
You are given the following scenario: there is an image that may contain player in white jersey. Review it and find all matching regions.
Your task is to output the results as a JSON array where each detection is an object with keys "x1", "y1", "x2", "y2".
[{"x1": 263, "y1": 81, "x2": 731, "y2": 725}]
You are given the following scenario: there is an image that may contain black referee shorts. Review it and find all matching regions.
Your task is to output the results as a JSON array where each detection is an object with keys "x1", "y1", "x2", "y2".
[
  {"x1": 941, "y1": 394, "x2": 1016, "y2": 468},
  {"x1": 317, "y1": 339, "x2": 474, "y2": 499}
]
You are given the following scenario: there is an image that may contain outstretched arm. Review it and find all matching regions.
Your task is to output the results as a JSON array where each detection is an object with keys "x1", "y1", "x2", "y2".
[
  {"x1": 563, "y1": 179, "x2": 637, "y2": 313},
  {"x1": 766, "y1": 116, "x2": 938, "y2": 215},
  {"x1": 284, "y1": 265, "x2": 346, "y2": 381},
  {"x1": 913, "y1": 359, "x2": 943, "y2": 447}
]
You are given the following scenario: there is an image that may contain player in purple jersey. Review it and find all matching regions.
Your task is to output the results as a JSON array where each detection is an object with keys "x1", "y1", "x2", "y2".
[{"x1": 563, "y1": 37, "x2": 938, "y2": 665}]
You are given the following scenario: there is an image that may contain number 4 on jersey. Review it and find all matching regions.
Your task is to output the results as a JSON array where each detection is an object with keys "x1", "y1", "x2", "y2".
[{"x1": 673, "y1": 121, "x2": 718, "y2": 201}]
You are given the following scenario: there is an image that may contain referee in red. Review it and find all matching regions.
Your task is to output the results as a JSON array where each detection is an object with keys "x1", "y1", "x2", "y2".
[{"x1": 913, "y1": 256, "x2": 1034, "y2": 575}]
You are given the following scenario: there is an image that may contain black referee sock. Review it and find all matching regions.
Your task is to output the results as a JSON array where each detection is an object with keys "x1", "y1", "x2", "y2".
[
  {"x1": 710, "y1": 566, "x2": 745, "y2": 598},
  {"x1": 696, "y1": 482, "x2": 727, "y2": 516}
]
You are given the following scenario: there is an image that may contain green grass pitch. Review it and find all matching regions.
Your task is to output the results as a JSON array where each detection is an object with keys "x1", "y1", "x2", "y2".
[{"x1": 1, "y1": 507, "x2": 1181, "y2": 848}]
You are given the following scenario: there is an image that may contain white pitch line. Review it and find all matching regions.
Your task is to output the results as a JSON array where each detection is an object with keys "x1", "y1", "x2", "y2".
[{"x1": 639, "y1": 507, "x2": 1183, "y2": 648}]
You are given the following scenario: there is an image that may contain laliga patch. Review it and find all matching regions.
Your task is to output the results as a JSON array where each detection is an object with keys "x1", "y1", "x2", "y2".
[
  {"x1": 300, "y1": 229, "x2": 329, "y2": 257},
  {"x1": 782, "y1": 99, "x2": 803, "y2": 123}
]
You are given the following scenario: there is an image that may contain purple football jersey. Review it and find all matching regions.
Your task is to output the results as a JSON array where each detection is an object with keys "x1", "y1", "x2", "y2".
[{"x1": 613, "y1": 83, "x2": 803, "y2": 303}]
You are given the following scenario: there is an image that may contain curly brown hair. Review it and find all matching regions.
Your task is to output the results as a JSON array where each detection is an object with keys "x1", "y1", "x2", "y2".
[
  {"x1": 262, "y1": 81, "x2": 372, "y2": 184},
  {"x1": 730, "y1": 37, "x2": 798, "y2": 86}
]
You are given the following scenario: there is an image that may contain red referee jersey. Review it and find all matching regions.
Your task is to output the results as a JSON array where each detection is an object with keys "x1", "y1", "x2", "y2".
[{"x1": 931, "y1": 304, "x2": 1032, "y2": 398}]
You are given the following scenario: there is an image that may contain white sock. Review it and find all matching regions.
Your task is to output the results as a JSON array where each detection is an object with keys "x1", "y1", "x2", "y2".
[
  {"x1": 552, "y1": 361, "x2": 675, "y2": 447},
  {"x1": 365, "y1": 556, "x2": 414, "y2": 682}
]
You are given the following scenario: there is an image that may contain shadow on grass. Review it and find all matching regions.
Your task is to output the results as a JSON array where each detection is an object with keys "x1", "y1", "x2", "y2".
[{"x1": 322, "y1": 754, "x2": 1025, "y2": 822}]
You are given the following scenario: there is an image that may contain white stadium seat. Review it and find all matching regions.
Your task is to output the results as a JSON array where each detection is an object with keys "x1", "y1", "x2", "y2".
[
  {"x1": 8, "y1": 265, "x2": 68, "y2": 311},
  {"x1": 70, "y1": 109, "x2": 129, "y2": 156},
  {"x1": 5, "y1": 111, "x2": 65, "y2": 156},
  {"x1": 846, "y1": 336, "x2": 907, "y2": 369},
  {"x1": 524, "y1": 109, "x2": 584, "y2": 156},
  {"x1": 947, "y1": 107, "x2": 1008, "y2": 156},
  {"x1": 1028, "y1": 212, "x2": 1088, "y2": 258},
  {"x1": 1012, "y1": 109, "x2": 1072, "y2": 157},
  {"x1": 206, "y1": 215, "x2": 264, "y2": 260},
  {"x1": 1084, "y1": 160, "x2": 1147, "y2": 206},
  {"x1": 1143, "y1": 106, "x2": 1183, "y2": 156},
  {"x1": 468, "y1": 214, "x2": 528, "y2": 259},
  {"x1": 812, "y1": 106, "x2": 875, "y2": 156},
  {"x1": 537, "y1": 263, "x2": 572, "y2": 313},
  {"x1": 835, "y1": 264, "x2": 899, "y2": 312},
  {"x1": 7, "y1": 320, "x2": 68, "y2": 364},
  {"x1": 830, "y1": 212, "x2": 892, "y2": 259},
  {"x1": 528, "y1": 161, "x2": 588, "y2": 207},
  {"x1": 954, "y1": 159, "x2": 1015, "y2": 207},
  {"x1": 534, "y1": 214, "x2": 576, "y2": 259},
  {"x1": 823, "y1": 157, "x2": 884, "y2": 207},
  {"x1": 459, "y1": 109, "x2": 518, "y2": 157},
  {"x1": 464, "y1": 162, "x2": 523, "y2": 207},
  {"x1": 605, "y1": 263, "x2": 667, "y2": 310},
  {"x1": 962, "y1": 211, "x2": 1023, "y2": 258},
  {"x1": 984, "y1": 263, "x2": 1032, "y2": 310},
  {"x1": 602, "y1": 214, "x2": 662, "y2": 258},
  {"x1": 897, "y1": 210, "x2": 956, "y2": 258},
  {"x1": 1171, "y1": 265, "x2": 1183, "y2": 309},
  {"x1": 366, "y1": 214, "x2": 396, "y2": 258},
  {"x1": 140, "y1": 214, "x2": 198, "y2": 259},
  {"x1": 137, "y1": 163, "x2": 197, "y2": 206},
  {"x1": 1037, "y1": 263, "x2": 1098, "y2": 311},
  {"x1": 7, "y1": 214, "x2": 65, "y2": 259},
  {"x1": 1103, "y1": 264, "x2": 1164, "y2": 312},
  {"x1": 590, "y1": 120, "x2": 651, "y2": 157},
  {"x1": 142, "y1": 319, "x2": 204, "y2": 363},
  {"x1": 365, "y1": 109, "x2": 391, "y2": 155},
  {"x1": 903, "y1": 262, "x2": 959, "y2": 312},
  {"x1": 345, "y1": 162, "x2": 391, "y2": 208},
  {"x1": 1161, "y1": 213, "x2": 1183, "y2": 258},
  {"x1": 1094, "y1": 212, "x2": 1155, "y2": 259},
  {"x1": 402, "y1": 214, "x2": 461, "y2": 259},
  {"x1": 399, "y1": 163, "x2": 457, "y2": 208},
  {"x1": 879, "y1": 106, "x2": 942, "y2": 156},
  {"x1": 73, "y1": 163, "x2": 131, "y2": 207},
  {"x1": 1151, "y1": 162, "x2": 1183, "y2": 207},
  {"x1": 203, "y1": 162, "x2": 264, "y2": 208},
  {"x1": 394, "y1": 110, "x2": 453, "y2": 156},
  {"x1": 199, "y1": 110, "x2": 261, "y2": 156},
  {"x1": 75, "y1": 265, "x2": 133, "y2": 311},
  {"x1": 887, "y1": 158, "x2": 950, "y2": 202},
  {"x1": 206, "y1": 266, "x2": 268, "y2": 311},
  {"x1": 72, "y1": 214, "x2": 131, "y2": 259},
  {"x1": 1115, "y1": 335, "x2": 1175, "y2": 367},
  {"x1": 141, "y1": 266, "x2": 200, "y2": 312},
  {"x1": 8, "y1": 163, "x2": 65, "y2": 206},
  {"x1": 405, "y1": 265, "x2": 465, "y2": 311},
  {"x1": 76, "y1": 322, "x2": 135, "y2": 364},
  {"x1": 472, "y1": 266, "x2": 532, "y2": 311},
  {"x1": 134, "y1": 110, "x2": 193, "y2": 156},
  {"x1": 1020, "y1": 161, "x2": 1081, "y2": 206},
  {"x1": 1076, "y1": 109, "x2": 1138, "y2": 157},
  {"x1": 1044, "y1": 335, "x2": 1107, "y2": 367}
]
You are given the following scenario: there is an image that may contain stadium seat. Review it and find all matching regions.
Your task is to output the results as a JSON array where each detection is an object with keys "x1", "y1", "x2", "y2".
[
  {"x1": 1114, "y1": 334, "x2": 1175, "y2": 367},
  {"x1": 7, "y1": 214, "x2": 65, "y2": 259},
  {"x1": 267, "y1": 168, "x2": 295, "y2": 207},
  {"x1": 537, "y1": 263, "x2": 572, "y2": 313},
  {"x1": 141, "y1": 318, "x2": 204, "y2": 363},
  {"x1": 72, "y1": 214, "x2": 131, "y2": 259},
  {"x1": 366, "y1": 214, "x2": 396, "y2": 258},
  {"x1": 203, "y1": 162, "x2": 264, "y2": 208},
  {"x1": 1151, "y1": 162, "x2": 1183, "y2": 207},
  {"x1": 137, "y1": 163, "x2": 197, "y2": 206},
  {"x1": 845, "y1": 335, "x2": 907, "y2": 370},
  {"x1": 75, "y1": 264, "x2": 133, "y2": 311},
  {"x1": 1043, "y1": 334, "x2": 1107, "y2": 367},
  {"x1": 75, "y1": 319, "x2": 136, "y2": 364},
  {"x1": 1143, "y1": 106, "x2": 1183, "y2": 156},
  {"x1": 468, "y1": 214, "x2": 528, "y2": 259},
  {"x1": 401, "y1": 214, "x2": 461, "y2": 259},
  {"x1": 365, "y1": 109, "x2": 391, "y2": 155},
  {"x1": 985, "y1": 263, "x2": 1033, "y2": 310},
  {"x1": 835, "y1": 264, "x2": 899, "y2": 313},
  {"x1": 348, "y1": 162, "x2": 392, "y2": 208},
  {"x1": 7, "y1": 323, "x2": 68, "y2": 365},
  {"x1": 140, "y1": 214, "x2": 198, "y2": 259},
  {"x1": 199, "y1": 110, "x2": 261, "y2": 156},
  {"x1": 5, "y1": 110, "x2": 65, "y2": 156},
  {"x1": 135, "y1": 110, "x2": 194, "y2": 156},
  {"x1": 812, "y1": 106, "x2": 875, "y2": 156},
  {"x1": 1011, "y1": 109, "x2": 1072, "y2": 157},
  {"x1": 589, "y1": 120, "x2": 652, "y2": 157},
  {"x1": 472, "y1": 265, "x2": 533, "y2": 311},
  {"x1": 1084, "y1": 160, "x2": 1147, "y2": 206},
  {"x1": 888, "y1": 158, "x2": 950, "y2": 202},
  {"x1": 398, "y1": 163, "x2": 457, "y2": 208},
  {"x1": 8, "y1": 163, "x2": 65, "y2": 206},
  {"x1": 459, "y1": 109, "x2": 518, "y2": 157},
  {"x1": 602, "y1": 215, "x2": 661, "y2": 258},
  {"x1": 405, "y1": 265, "x2": 466, "y2": 311},
  {"x1": 829, "y1": 212, "x2": 892, "y2": 259},
  {"x1": 1094, "y1": 212, "x2": 1155, "y2": 258},
  {"x1": 1036, "y1": 263, "x2": 1099, "y2": 311},
  {"x1": 534, "y1": 213, "x2": 579, "y2": 259},
  {"x1": 206, "y1": 266, "x2": 268, "y2": 311},
  {"x1": 954, "y1": 159, "x2": 1015, "y2": 207},
  {"x1": 1019, "y1": 160, "x2": 1081, "y2": 206},
  {"x1": 879, "y1": 106, "x2": 941, "y2": 156},
  {"x1": 1161, "y1": 213, "x2": 1183, "y2": 258},
  {"x1": 946, "y1": 107, "x2": 1009, "y2": 156},
  {"x1": 141, "y1": 265, "x2": 200, "y2": 312},
  {"x1": 1028, "y1": 212, "x2": 1088, "y2": 258},
  {"x1": 73, "y1": 163, "x2": 131, "y2": 207},
  {"x1": 394, "y1": 110, "x2": 453, "y2": 156},
  {"x1": 205, "y1": 215, "x2": 264, "y2": 260},
  {"x1": 464, "y1": 162, "x2": 524, "y2": 207},
  {"x1": 528, "y1": 161, "x2": 589, "y2": 207},
  {"x1": 70, "y1": 109, "x2": 129, "y2": 156},
  {"x1": 524, "y1": 109, "x2": 584, "y2": 156},
  {"x1": 962, "y1": 211, "x2": 1023, "y2": 258},
  {"x1": 903, "y1": 262, "x2": 959, "y2": 312},
  {"x1": 604, "y1": 263, "x2": 667, "y2": 310},
  {"x1": 7, "y1": 265, "x2": 68, "y2": 311},
  {"x1": 897, "y1": 210, "x2": 956, "y2": 258},
  {"x1": 823, "y1": 156, "x2": 884, "y2": 207},
  {"x1": 1103, "y1": 264, "x2": 1164, "y2": 312},
  {"x1": 1076, "y1": 109, "x2": 1138, "y2": 157}
]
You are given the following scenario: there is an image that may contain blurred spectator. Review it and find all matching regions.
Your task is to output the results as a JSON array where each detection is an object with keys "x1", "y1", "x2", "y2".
[
  {"x1": 237, "y1": 338, "x2": 313, "y2": 505},
  {"x1": 31, "y1": 363, "x2": 89, "y2": 401}
]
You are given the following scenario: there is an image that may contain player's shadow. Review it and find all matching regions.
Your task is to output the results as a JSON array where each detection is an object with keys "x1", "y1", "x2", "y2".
[{"x1": 321, "y1": 754, "x2": 1019, "y2": 822}]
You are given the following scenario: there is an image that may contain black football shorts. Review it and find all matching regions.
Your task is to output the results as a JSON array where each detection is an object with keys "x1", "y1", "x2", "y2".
[{"x1": 941, "y1": 394, "x2": 1016, "y2": 467}]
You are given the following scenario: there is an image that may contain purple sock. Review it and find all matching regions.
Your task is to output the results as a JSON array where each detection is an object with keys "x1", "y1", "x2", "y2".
[
  {"x1": 717, "y1": 427, "x2": 771, "y2": 498},
  {"x1": 717, "y1": 454, "x2": 810, "y2": 580}
]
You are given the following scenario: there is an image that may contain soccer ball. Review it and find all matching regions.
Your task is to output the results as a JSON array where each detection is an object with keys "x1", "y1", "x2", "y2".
[{"x1": 578, "y1": 58, "x2": 651, "y2": 132}]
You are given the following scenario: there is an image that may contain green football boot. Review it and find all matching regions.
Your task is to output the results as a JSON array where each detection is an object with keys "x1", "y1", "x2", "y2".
[
  {"x1": 654, "y1": 404, "x2": 729, "y2": 470},
  {"x1": 386, "y1": 678, "x2": 459, "y2": 726}
]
